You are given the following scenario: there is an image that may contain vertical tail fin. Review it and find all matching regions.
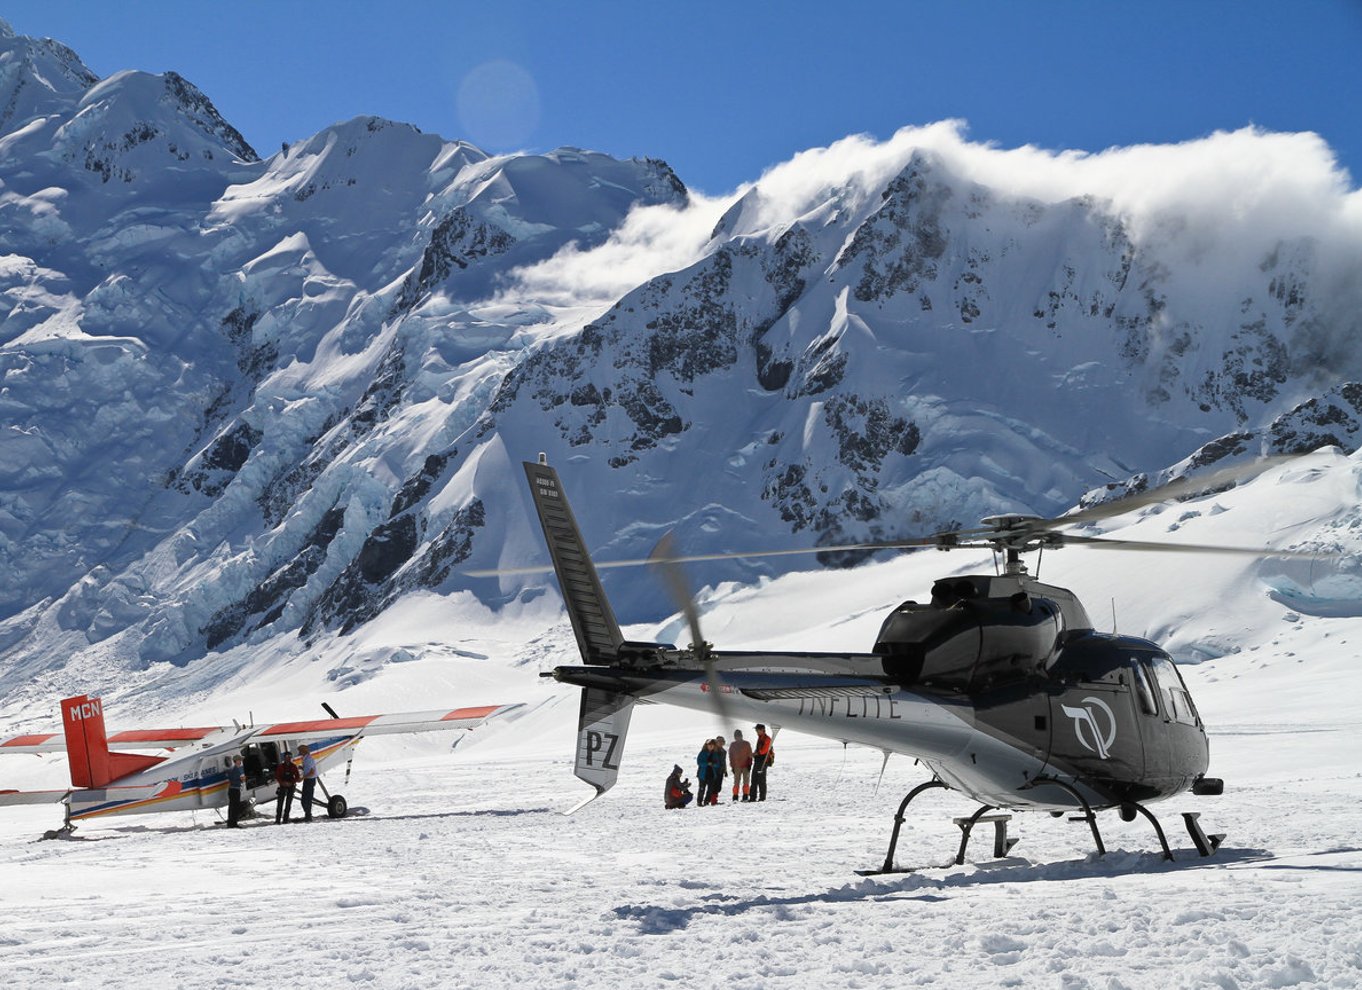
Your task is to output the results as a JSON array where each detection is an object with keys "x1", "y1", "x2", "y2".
[
  {"x1": 523, "y1": 460, "x2": 625, "y2": 664},
  {"x1": 61, "y1": 695, "x2": 164, "y2": 789},
  {"x1": 566, "y1": 687, "x2": 635, "y2": 813}
]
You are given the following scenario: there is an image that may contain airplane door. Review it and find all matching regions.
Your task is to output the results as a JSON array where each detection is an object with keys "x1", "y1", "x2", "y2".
[
  {"x1": 196, "y1": 754, "x2": 230, "y2": 808},
  {"x1": 241, "y1": 742, "x2": 279, "y2": 790}
]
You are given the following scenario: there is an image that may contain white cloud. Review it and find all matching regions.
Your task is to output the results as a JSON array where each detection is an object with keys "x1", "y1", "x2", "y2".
[{"x1": 494, "y1": 121, "x2": 1361, "y2": 320}]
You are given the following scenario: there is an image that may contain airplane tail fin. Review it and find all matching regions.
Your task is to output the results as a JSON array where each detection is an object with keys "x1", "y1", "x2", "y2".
[
  {"x1": 523, "y1": 459, "x2": 626, "y2": 665},
  {"x1": 61, "y1": 695, "x2": 164, "y2": 789},
  {"x1": 566, "y1": 686, "x2": 635, "y2": 813}
]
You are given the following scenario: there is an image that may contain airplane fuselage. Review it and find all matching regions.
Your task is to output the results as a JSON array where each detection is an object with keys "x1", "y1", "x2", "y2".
[{"x1": 65, "y1": 732, "x2": 359, "y2": 821}]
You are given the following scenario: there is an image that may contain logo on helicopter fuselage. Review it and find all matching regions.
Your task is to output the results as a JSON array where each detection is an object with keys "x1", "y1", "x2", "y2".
[{"x1": 1060, "y1": 696, "x2": 1117, "y2": 759}]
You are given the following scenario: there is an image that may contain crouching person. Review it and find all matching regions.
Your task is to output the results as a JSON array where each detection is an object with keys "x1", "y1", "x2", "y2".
[{"x1": 664, "y1": 764, "x2": 694, "y2": 809}]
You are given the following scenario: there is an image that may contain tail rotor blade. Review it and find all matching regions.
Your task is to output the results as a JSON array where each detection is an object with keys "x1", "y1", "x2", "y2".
[{"x1": 649, "y1": 533, "x2": 732, "y2": 732}]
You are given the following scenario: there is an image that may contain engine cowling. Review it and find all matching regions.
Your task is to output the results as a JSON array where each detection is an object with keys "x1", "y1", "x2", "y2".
[{"x1": 874, "y1": 576, "x2": 1064, "y2": 691}]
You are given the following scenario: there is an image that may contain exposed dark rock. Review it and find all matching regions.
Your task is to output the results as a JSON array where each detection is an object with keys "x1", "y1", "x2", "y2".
[
  {"x1": 392, "y1": 208, "x2": 515, "y2": 314},
  {"x1": 1267, "y1": 382, "x2": 1362, "y2": 455},
  {"x1": 823, "y1": 395, "x2": 920, "y2": 472},
  {"x1": 176, "y1": 420, "x2": 262, "y2": 497},
  {"x1": 839, "y1": 157, "x2": 952, "y2": 303},
  {"x1": 390, "y1": 452, "x2": 454, "y2": 518},
  {"x1": 162, "y1": 71, "x2": 259, "y2": 162},
  {"x1": 351, "y1": 341, "x2": 407, "y2": 435}
]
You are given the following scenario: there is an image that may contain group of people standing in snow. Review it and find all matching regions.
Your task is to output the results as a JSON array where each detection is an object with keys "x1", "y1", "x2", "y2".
[
  {"x1": 665, "y1": 723, "x2": 774, "y2": 809},
  {"x1": 223, "y1": 744, "x2": 320, "y2": 827}
]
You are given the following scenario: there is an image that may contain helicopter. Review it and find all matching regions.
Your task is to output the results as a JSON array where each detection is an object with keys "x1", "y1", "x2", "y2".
[{"x1": 487, "y1": 454, "x2": 1328, "y2": 869}]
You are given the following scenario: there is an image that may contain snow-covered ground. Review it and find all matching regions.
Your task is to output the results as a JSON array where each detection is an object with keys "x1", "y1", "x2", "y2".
[{"x1": 3, "y1": 454, "x2": 1362, "y2": 989}]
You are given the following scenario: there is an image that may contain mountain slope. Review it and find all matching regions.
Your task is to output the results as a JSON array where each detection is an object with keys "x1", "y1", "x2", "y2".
[{"x1": 0, "y1": 22, "x2": 1360, "y2": 696}]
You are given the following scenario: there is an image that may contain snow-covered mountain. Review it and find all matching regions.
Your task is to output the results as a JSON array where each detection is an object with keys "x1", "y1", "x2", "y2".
[{"x1": 2, "y1": 19, "x2": 1361, "y2": 700}]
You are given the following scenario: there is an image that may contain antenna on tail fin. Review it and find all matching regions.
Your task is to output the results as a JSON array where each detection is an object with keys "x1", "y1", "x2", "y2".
[{"x1": 61, "y1": 696, "x2": 165, "y2": 789}]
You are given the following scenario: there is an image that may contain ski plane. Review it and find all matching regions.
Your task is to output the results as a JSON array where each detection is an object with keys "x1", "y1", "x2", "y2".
[{"x1": 0, "y1": 694, "x2": 525, "y2": 834}]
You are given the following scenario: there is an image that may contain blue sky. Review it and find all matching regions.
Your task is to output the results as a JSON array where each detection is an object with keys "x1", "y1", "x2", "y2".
[{"x1": 4, "y1": 1, "x2": 1359, "y2": 194}]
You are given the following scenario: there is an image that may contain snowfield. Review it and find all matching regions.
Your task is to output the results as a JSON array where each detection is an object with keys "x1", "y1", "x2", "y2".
[{"x1": 3, "y1": 455, "x2": 1361, "y2": 989}]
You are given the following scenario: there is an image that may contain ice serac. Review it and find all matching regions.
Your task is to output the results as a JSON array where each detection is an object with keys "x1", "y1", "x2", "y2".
[{"x1": 0, "y1": 20, "x2": 1360, "y2": 694}]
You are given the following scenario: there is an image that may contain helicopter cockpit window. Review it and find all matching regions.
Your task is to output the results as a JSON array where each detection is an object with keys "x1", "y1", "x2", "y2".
[
  {"x1": 1147, "y1": 652, "x2": 1198, "y2": 726},
  {"x1": 1132, "y1": 660, "x2": 1159, "y2": 716}
]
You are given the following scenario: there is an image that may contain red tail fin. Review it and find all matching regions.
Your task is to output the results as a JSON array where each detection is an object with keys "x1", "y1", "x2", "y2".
[{"x1": 61, "y1": 695, "x2": 164, "y2": 788}]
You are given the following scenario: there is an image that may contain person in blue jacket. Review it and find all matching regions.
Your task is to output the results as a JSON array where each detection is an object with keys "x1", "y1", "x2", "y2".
[{"x1": 696, "y1": 738, "x2": 716, "y2": 806}]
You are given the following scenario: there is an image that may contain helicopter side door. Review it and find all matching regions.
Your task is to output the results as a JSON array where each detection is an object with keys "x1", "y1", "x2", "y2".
[
  {"x1": 1046, "y1": 675, "x2": 1144, "y2": 797},
  {"x1": 1141, "y1": 651, "x2": 1208, "y2": 795}
]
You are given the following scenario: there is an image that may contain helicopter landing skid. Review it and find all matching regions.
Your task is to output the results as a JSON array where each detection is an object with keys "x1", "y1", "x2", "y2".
[
  {"x1": 952, "y1": 806, "x2": 1018, "y2": 864},
  {"x1": 1181, "y1": 812, "x2": 1225, "y2": 857},
  {"x1": 855, "y1": 779, "x2": 950, "y2": 875},
  {"x1": 1022, "y1": 775, "x2": 1107, "y2": 856}
]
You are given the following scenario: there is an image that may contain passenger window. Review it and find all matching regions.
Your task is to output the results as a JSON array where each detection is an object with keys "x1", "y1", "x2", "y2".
[
  {"x1": 1148, "y1": 653, "x2": 1198, "y2": 726},
  {"x1": 1132, "y1": 661, "x2": 1159, "y2": 716}
]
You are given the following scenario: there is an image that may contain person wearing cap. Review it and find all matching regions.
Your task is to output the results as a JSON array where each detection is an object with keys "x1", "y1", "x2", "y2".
[
  {"x1": 274, "y1": 749, "x2": 302, "y2": 824},
  {"x1": 751, "y1": 724, "x2": 774, "y2": 802},
  {"x1": 226, "y1": 754, "x2": 246, "y2": 827},
  {"x1": 298, "y1": 744, "x2": 318, "y2": 822},
  {"x1": 664, "y1": 764, "x2": 693, "y2": 809}
]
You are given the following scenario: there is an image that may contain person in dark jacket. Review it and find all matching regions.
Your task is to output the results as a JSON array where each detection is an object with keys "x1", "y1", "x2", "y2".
[
  {"x1": 274, "y1": 750, "x2": 301, "y2": 824},
  {"x1": 696, "y1": 739, "x2": 715, "y2": 806},
  {"x1": 664, "y1": 765, "x2": 693, "y2": 809},
  {"x1": 226, "y1": 754, "x2": 246, "y2": 827},
  {"x1": 709, "y1": 736, "x2": 727, "y2": 805}
]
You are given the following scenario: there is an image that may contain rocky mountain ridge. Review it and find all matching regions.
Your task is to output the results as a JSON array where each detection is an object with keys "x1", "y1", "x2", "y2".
[{"x1": 1, "y1": 20, "x2": 1359, "y2": 696}]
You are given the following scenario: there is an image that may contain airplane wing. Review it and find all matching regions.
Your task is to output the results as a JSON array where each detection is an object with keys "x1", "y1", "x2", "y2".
[
  {"x1": 249, "y1": 703, "x2": 527, "y2": 743},
  {"x1": 0, "y1": 783, "x2": 168, "y2": 807},
  {"x1": 0, "y1": 726, "x2": 229, "y2": 755},
  {"x1": 0, "y1": 788, "x2": 71, "y2": 806},
  {"x1": 0, "y1": 703, "x2": 527, "y2": 754}
]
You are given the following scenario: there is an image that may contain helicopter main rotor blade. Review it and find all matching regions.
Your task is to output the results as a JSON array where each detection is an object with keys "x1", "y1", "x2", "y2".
[
  {"x1": 1052, "y1": 455, "x2": 1299, "y2": 530},
  {"x1": 1049, "y1": 532, "x2": 1338, "y2": 558},
  {"x1": 465, "y1": 455, "x2": 1310, "y2": 580},
  {"x1": 649, "y1": 532, "x2": 734, "y2": 733},
  {"x1": 465, "y1": 533, "x2": 954, "y2": 578}
]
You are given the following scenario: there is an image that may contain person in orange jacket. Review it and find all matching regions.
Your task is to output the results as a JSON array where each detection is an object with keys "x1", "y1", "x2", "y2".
[
  {"x1": 728, "y1": 729, "x2": 753, "y2": 801},
  {"x1": 751, "y1": 724, "x2": 774, "y2": 802}
]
